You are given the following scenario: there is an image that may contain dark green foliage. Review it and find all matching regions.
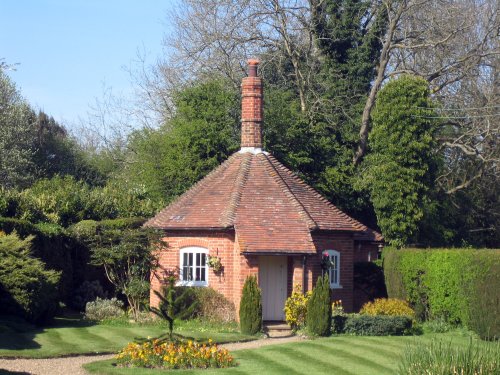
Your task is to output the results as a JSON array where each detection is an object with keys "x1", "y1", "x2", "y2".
[
  {"x1": 88, "y1": 226, "x2": 162, "y2": 320},
  {"x1": 72, "y1": 280, "x2": 108, "y2": 311},
  {"x1": 353, "y1": 261, "x2": 387, "y2": 311},
  {"x1": 359, "y1": 75, "x2": 438, "y2": 246},
  {"x1": 383, "y1": 247, "x2": 500, "y2": 339},
  {"x1": 0, "y1": 233, "x2": 60, "y2": 324},
  {"x1": 343, "y1": 315, "x2": 412, "y2": 336},
  {"x1": 239, "y1": 276, "x2": 262, "y2": 335},
  {"x1": 306, "y1": 274, "x2": 332, "y2": 336}
]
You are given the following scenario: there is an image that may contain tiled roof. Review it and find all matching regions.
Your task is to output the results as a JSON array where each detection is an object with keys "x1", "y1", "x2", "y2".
[{"x1": 145, "y1": 151, "x2": 383, "y2": 253}]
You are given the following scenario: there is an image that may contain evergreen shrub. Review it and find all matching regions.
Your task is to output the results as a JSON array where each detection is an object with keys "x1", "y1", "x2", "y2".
[
  {"x1": 84, "y1": 297, "x2": 124, "y2": 321},
  {"x1": 306, "y1": 274, "x2": 331, "y2": 336},
  {"x1": 0, "y1": 232, "x2": 60, "y2": 324},
  {"x1": 239, "y1": 276, "x2": 262, "y2": 334},
  {"x1": 344, "y1": 315, "x2": 412, "y2": 336}
]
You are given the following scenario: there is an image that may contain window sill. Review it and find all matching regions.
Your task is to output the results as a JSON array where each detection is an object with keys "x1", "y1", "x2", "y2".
[
  {"x1": 330, "y1": 284, "x2": 342, "y2": 289},
  {"x1": 176, "y1": 281, "x2": 208, "y2": 287}
]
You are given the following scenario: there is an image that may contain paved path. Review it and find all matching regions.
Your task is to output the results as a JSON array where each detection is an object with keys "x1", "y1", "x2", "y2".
[{"x1": 0, "y1": 336, "x2": 302, "y2": 375}]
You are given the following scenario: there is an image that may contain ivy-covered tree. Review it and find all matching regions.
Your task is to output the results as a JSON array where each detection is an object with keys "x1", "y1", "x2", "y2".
[{"x1": 359, "y1": 75, "x2": 438, "y2": 246}]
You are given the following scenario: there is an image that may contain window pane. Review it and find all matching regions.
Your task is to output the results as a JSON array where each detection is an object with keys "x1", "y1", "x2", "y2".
[
  {"x1": 201, "y1": 253, "x2": 206, "y2": 266},
  {"x1": 196, "y1": 253, "x2": 200, "y2": 266},
  {"x1": 196, "y1": 266, "x2": 201, "y2": 281},
  {"x1": 201, "y1": 267, "x2": 206, "y2": 282},
  {"x1": 183, "y1": 253, "x2": 188, "y2": 266},
  {"x1": 188, "y1": 253, "x2": 193, "y2": 266}
]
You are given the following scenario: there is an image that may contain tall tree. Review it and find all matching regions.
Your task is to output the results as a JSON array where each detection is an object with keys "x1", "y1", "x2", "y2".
[
  {"x1": 359, "y1": 75, "x2": 438, "y2": 246},
  {"x1": 0, "y1": 70, "x2": 37, "y2": 189}
]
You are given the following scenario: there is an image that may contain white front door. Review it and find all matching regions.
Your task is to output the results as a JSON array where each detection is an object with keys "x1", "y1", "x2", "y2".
[{"x1": 259, "y1": 256, "x2": 287, "y2": 321}]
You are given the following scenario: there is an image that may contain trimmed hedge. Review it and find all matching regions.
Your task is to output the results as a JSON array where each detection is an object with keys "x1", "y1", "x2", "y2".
[
  {"x1": 343, "y1": 315, "x2": 412, "y2": 336},
  {"x1": 383, "y1": 247, "x2": 499, "y2": 339}
]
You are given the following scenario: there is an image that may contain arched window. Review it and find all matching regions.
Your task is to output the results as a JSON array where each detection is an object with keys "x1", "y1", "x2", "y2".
[
  {"x1": 322, "y1": 250, "x2": 341, "y2": 289},
  {"x1": 179, "y1": 247, "x2": 208, "y2": 286}
]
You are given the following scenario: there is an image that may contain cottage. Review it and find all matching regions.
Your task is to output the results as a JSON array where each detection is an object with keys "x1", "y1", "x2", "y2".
[{"x1": 146, "y1": 60, "x2": 382, "y2": 321}]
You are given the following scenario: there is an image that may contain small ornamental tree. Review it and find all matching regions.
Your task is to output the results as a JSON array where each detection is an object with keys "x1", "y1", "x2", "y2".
[
  {"x1": 150, "y1": 269, "x2": 199, "y2": 340},
  {"x1": 306, "y1": 274, "x2": 332, "y2": 336},
  {"x1": 239, "y1": 276, "x2": 262, "y2": 334}
]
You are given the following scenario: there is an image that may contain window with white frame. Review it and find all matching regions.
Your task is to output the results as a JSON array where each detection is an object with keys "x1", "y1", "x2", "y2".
[
  {"x1": 322, "y1": 250, "x2": 341, "y2": 288},
  {"x1": 179, "y1": 247, "x2": 208, "y2": 286}
]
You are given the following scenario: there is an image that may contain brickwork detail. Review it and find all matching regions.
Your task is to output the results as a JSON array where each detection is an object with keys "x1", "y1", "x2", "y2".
[{"x1": 241, "y1": 60, "x2": 263, "y2": 148}]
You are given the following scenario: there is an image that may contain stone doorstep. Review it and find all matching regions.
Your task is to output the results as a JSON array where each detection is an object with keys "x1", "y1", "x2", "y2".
[{"x1": 263, "y1": 321, "x2": 294, "y2": 338}]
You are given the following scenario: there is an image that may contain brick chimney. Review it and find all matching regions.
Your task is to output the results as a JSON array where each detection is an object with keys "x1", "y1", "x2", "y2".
[{"x1": 240, "y1": 59, "x2": 263, "y2": 152}]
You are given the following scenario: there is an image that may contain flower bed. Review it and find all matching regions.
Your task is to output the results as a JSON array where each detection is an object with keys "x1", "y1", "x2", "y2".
[{"x1": 116, "y1": 339, "x2": 235, "y2": 369}]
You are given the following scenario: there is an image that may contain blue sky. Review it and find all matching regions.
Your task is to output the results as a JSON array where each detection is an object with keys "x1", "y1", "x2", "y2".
[{"x1": 0, "y1": 0, "x2": 173, "y2": 129}]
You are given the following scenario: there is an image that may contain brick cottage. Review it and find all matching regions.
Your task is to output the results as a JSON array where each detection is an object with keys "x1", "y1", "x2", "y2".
[{"x1": 145, "y1": 60, "x2": 382, "y2": 321}]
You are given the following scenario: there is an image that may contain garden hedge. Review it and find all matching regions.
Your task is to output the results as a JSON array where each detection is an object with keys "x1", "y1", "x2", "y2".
[
  {"x1": 383, "y1": 247, "x2": 499, "y2": 339},
  {"x1": 343, "y1": 315, "x2": 412, "y2": 336}
]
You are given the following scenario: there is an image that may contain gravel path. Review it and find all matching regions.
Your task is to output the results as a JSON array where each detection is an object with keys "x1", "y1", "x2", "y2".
[{"x1": 0, "y1": 336, "x2": 302, "y2": 375}]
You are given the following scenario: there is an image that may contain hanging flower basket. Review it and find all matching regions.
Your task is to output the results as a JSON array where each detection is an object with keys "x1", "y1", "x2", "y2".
[
  {"x1": 321, "y1": 251, "x2": 335, "y2": 270},
  {"x1": 207, "y1": 255, "x2": 223, "y2": 273}
]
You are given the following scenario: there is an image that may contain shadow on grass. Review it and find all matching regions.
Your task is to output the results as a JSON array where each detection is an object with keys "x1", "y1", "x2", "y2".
[
  {"x1": 0, "y1": 370, "x2": 31, "y2": 375},
  {"x1": 0, "y1": 313, "x2": 98, "y2": 351}
]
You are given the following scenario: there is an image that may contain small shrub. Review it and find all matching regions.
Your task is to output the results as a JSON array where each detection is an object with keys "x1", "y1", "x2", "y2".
[
  {"x1": 344, "y1": 315, "x2": 412, "y2": 336},
  {"x1": 360, "y1": 298, "x2": 415, "y2": 317},
  {"x1": 196, "y1": 287, "x2": 236, "y2": 323},
  {"x1": 306, "y1": 274, "x2": 332, "y2": 336},
  {"x1": 331, "y1": 300, "x2": 348, "y2": 334},
  {"x1": 398, "y1": 339, "x2": 500, "y2": 375},
  {"x1": 72, "y1": 280, "x2": 108, "y2": 311},
  {"x1": 0, "y1": 233, "x2": 60, "y2": 324},
  {"x1": 284, "y1": 284, "x2": 311, "y2": 331},
  {"x1": 116, "y1": 339, "x2": 235, "y2": 369},
  {"x1": 84, "y1": 297, "x2": 124, "y2": 321},
  {"x1": 239, "y1": 276, "x2": 262, "y2": 334}
]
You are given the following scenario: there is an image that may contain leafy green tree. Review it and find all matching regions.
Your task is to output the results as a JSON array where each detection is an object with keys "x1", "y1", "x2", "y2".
[
  {"x1": 306, "y1": 274, "x2": 331, "y2": 336},
  {"x1": 121, "y1": 79, "x2": 239, "y2": 204},
  {"x1": 239, "y1": 276, "x2": 262, "y2": 335},
  {"x1": 359, "y1": 75, "x2": 438, "y2": 246},
  {"x1": 0, "y1": 70, "x2": 37, "y2": 189},
  {"x1": 89, "y1": 227, "x2": 163, "y2": 320}
]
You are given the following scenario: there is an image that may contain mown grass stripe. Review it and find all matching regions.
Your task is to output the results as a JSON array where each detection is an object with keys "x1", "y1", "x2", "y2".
[
  {"x1": 77, "y1": 327, "x2": 115, "y2": 348},
  {"x1": 328, "y1": 337, "x2": 402, "y2": 360},
  {"x1": 276, "y1": 344, "x2": 359, "y2": 375},
  {"x1": 41, "y1": 329, "x2": 81, "y2": 353},
  {"x1": 242, "y1": 351, "x2": 304, "y2": 375},
  {"x1": 305, "y1": 340, "x2": 395, "y2": 374}
]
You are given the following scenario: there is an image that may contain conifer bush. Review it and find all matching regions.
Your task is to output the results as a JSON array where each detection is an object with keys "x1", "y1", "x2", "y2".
[
  {"x1": 306, "y1": 274, "x2": 331, "y2": 336},
  {"x1": 239, "y1": 276, "x2": 262, "y2": 334}
]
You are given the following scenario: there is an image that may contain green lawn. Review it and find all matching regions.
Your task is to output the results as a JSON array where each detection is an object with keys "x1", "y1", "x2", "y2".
[
  {"x1": 0, "y1": 316, "x2": 255, "y2": 358},
  {"x1": 84, "y1": 332, "x2": 493, "y2": 375}
]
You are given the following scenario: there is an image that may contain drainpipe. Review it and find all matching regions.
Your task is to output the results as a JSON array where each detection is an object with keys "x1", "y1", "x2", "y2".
[{"x1": 302, "y1": 255, "x2": 307, "y2": 293}]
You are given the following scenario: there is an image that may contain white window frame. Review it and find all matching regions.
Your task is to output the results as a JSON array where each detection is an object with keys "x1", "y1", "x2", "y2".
[
  {"x1": 324, "y1": 250, "x2": 341, "y2": 289},
  {"x1": 179, "y1": 247, "x2": 208, "y2": 287}
]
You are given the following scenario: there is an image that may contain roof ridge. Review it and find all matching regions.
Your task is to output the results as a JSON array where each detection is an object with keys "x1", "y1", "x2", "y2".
[
  {"x1": 261, "y1": 154, "x2": 318, "y2": 230},
  {"x1": 220, "y1": 152, "x2": 252, "y2": 226},
  {"x1": 266, "y1": 154, "x2": 366, "y2": 232},
  {"x1": 144, "y1": 153, "x2": 239, "y2": 228}
]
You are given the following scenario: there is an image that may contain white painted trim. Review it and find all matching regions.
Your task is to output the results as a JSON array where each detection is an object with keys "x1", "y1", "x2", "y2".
[
  {"x1": 324, "y1": 249, "x2": 341, "y2": 289},
  {"x1": 239, "y1": 147, "x2": 269, "y2": 155},
  {"x1": 178, "y1": 246, "x2": 209, "y2": 287}
]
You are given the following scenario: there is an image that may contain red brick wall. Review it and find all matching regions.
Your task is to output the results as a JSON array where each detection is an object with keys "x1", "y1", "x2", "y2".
[
  {"x1": 150, "y1": 230, "x2": 260, "y2": 321},
  {"x1": 309, "y1": 233, "x2": 355, "y2": 312},
  {"x1": 354, "y1": 242, "x2": 380, "y2": 263},
  {"x1": 150, "y1": 230, "x2": 239, "y2": 309}
]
